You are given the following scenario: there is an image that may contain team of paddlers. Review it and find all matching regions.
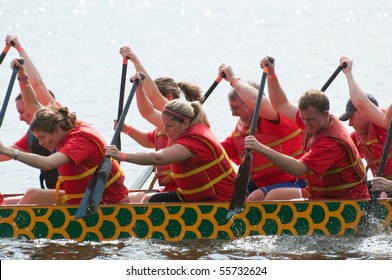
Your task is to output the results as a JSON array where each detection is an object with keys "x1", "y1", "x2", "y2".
[{"x1": 0, "y1": 34, "x2": 391, "y2": 206}]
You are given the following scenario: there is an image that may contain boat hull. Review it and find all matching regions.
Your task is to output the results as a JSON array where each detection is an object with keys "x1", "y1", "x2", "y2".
[{"x1": 0, "y1": 200, "x2": 391, "y2": 242}]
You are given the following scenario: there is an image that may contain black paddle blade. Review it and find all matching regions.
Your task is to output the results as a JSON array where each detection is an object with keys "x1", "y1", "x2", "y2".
[
  {"x1": 365, "y1": 192, "x2": 381, "y2": 217},
  {"x1": 358, "y1": 194, "x2": 386, "y2": 236},
  {"x1": 226, "y1": 151, "x2": 253, "y2": 219},
  {"x1": 74, "y1": 158, "x2": 112, "y2": 219}
]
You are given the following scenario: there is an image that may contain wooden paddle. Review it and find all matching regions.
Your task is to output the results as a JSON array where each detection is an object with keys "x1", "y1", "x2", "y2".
[
  {"x1": 200, "y1": 73, "x2": 226, "y2": 104},
  {"x1": 226, "y1": 61, "x2": 272, "y2": 219},
  {"x1": 75, "y1": 75, "x2": 143, "y2": 219},
  {"x1": 0, "y1": 59, "x2": 23, "y2": 127},
  {"x1": 0, "y1": 41, "x2": 14, "y2": 66},
  {"x1": 115, "y1": 57, "x2": 128, "y2": 150}
]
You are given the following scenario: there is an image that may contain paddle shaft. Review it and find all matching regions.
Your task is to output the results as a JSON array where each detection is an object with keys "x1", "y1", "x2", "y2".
[
  {"x1": 115, "y1": 58, "x2": 128, "y2": 150},
  {"x1": 249, "y1": 72, "x2": 268, "y2": 135},
  {"x1": 247, "y1": 59, "x2": 273, "y2": 135},
  {"x1": 0, "y1": 59, "x2": 23, "y2": 127},
  {"x1": 0, "y1": 41, "x2": 14, "y2": 65},
  {"x1": 75, "y1": 77, "x2": 142, "y2": 219},
  {"x1": 226, "y1": 65, "x2": 269, "y2": 219},
  {"x1": 321, "y1": 63, "x2": 347, "y2": 92},
  {"x1": 111, "y1": 78, "x2": 139, "y2": 146},
  {"x1": 200, "y1": 72, "x2": 226, "y2": 104}
]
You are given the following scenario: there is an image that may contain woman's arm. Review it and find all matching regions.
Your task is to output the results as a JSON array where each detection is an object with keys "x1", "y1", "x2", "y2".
[
  {"x1": 6, "y1": 34, "x2": 56, "y2": 106},
  {"x1": 133, "y1": 72, "x2": 164, "y2": 129},
  {"x1": 105, "y1": 143, "x2": 194, "y2": 165},
  {"x1": 11, "y1": 58, "x2": 44, "y2": 113},
  {"x1": 120, "y1": 46, "x2": 168, "y2": 111},
  {"x1": 0, "y1": 144, "x2": 29, "y2": 162},
  {"x1": 114, "y1": 120, "x2": 154, "y2": 148},
  {"x1": 0, "y1": 142, "x2": 69, "y2": 170}
]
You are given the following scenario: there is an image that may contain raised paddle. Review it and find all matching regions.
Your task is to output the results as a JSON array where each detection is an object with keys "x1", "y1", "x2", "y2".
[
  {"x1": 115, "y1": 57, "x2": 128, "y2": 150},
  {"x1": 320, "y1": 63, "x2": 346, "y2": 92},
  {"x1": 200, "y1": 72, "x2": 226, "y2": 104},
  {"x1": 75, "y1": 75, "x2": 144, "y2": 219},
  {"x1": 226, "y1": 60, "x2": 272, "y2": 220},
  {"x1": 0, "y1": 59, "x2": 23, "y2": 128},
  {"x1": 0, "y1": 41, "x2": 14, "y2": 66}
]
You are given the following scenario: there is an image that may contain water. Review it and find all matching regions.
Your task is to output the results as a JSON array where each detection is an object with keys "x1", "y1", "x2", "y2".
[{"x1": 1, "y1": 0, "x2": 392, "y2": 262}]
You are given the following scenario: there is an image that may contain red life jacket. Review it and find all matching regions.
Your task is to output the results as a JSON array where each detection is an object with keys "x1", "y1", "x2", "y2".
[
  {"x1": 232, "y1": 114, "x2": 305, "y2": 187},
  {"x1": 355, "y1": 121, "x2": 392, "y2": 179},
  {"x1": 170, "y1": 123, "x2": 236, "y2": 202},
  {"x1": 303, "y1": 117, "x2": 368, "y2": 199},
  {"x1": 152, "y1": 129, "x2": 177, "y2": 191},
  {"x1": 55, "y1": 122, "x2": 128, "y2": 204}
]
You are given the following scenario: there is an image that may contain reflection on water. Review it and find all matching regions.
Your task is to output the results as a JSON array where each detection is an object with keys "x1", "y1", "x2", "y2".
[{"x1": 1, "y1": 234, "x2": 391, "y2": 260}]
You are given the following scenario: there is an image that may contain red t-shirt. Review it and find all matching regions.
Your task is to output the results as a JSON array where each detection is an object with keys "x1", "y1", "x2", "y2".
[{"x1": 14, "y1": 132, "x2": 29, "y2": 151}]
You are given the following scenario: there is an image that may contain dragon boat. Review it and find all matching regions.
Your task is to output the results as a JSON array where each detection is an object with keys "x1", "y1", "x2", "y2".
[{"x1": 0, "y1": 197, "x2": 391, "y2": 242}]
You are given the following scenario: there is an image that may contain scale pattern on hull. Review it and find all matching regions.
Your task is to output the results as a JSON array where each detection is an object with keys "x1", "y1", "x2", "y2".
[{"x1": 0, "y1": 200, "x2": 391, "y2": 241}]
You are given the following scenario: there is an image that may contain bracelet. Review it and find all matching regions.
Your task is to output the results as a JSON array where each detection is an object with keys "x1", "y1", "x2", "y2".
[
  {"x1": 267, "y1": 74, "x2": 277, "y2": 79},
  {"x1": 13, "y1": 149, "x2": 20, "y2": 160},
  {"x1": 230, "y1": 77, "x2": 241, "y2": 87},
  {"x1": 126, "y1": 126, "x2": 133, "y2": 135},
  {"x1": 19, "y1": 83, "x2": 30, "y2": 89},
  {"x1": 16, "y1": 45, "x2": 24, "y2": 52},
  {"x1": 120, "y1": 152, "x2": 126, "y2": 162}
]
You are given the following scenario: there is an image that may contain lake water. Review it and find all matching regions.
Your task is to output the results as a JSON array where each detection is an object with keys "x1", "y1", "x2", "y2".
[{"x1": 1, "y1": 0, "x2": 392, "y2": 270}]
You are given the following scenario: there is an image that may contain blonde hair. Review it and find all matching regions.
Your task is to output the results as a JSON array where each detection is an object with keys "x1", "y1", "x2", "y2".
[{"x1": 163, "y1": 99, "x2": 210, "y2": 127}]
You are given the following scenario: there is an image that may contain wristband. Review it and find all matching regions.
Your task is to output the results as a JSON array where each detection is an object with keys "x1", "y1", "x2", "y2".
[
  {"x1": 13, "y1": 149, "x2": 20, "y2": 160},
  {"x1": 19, "y1": 83, "x2": 30, "y2": 89},
  {"x1": 126, "y1": 126, "x2": 133, "y2": 135},
  {"x1": 16, "y1": 45, "x2": 24, "y2": 52},
  {"x1": 230, "y1": 77, "x2": 241, "y2": 87},
  {"x1": 120, "y1": 152, "x2": 126, "y2": 162},
  {"x1": 267, "y1": 74, "x2": 277, "y2": 79}
]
